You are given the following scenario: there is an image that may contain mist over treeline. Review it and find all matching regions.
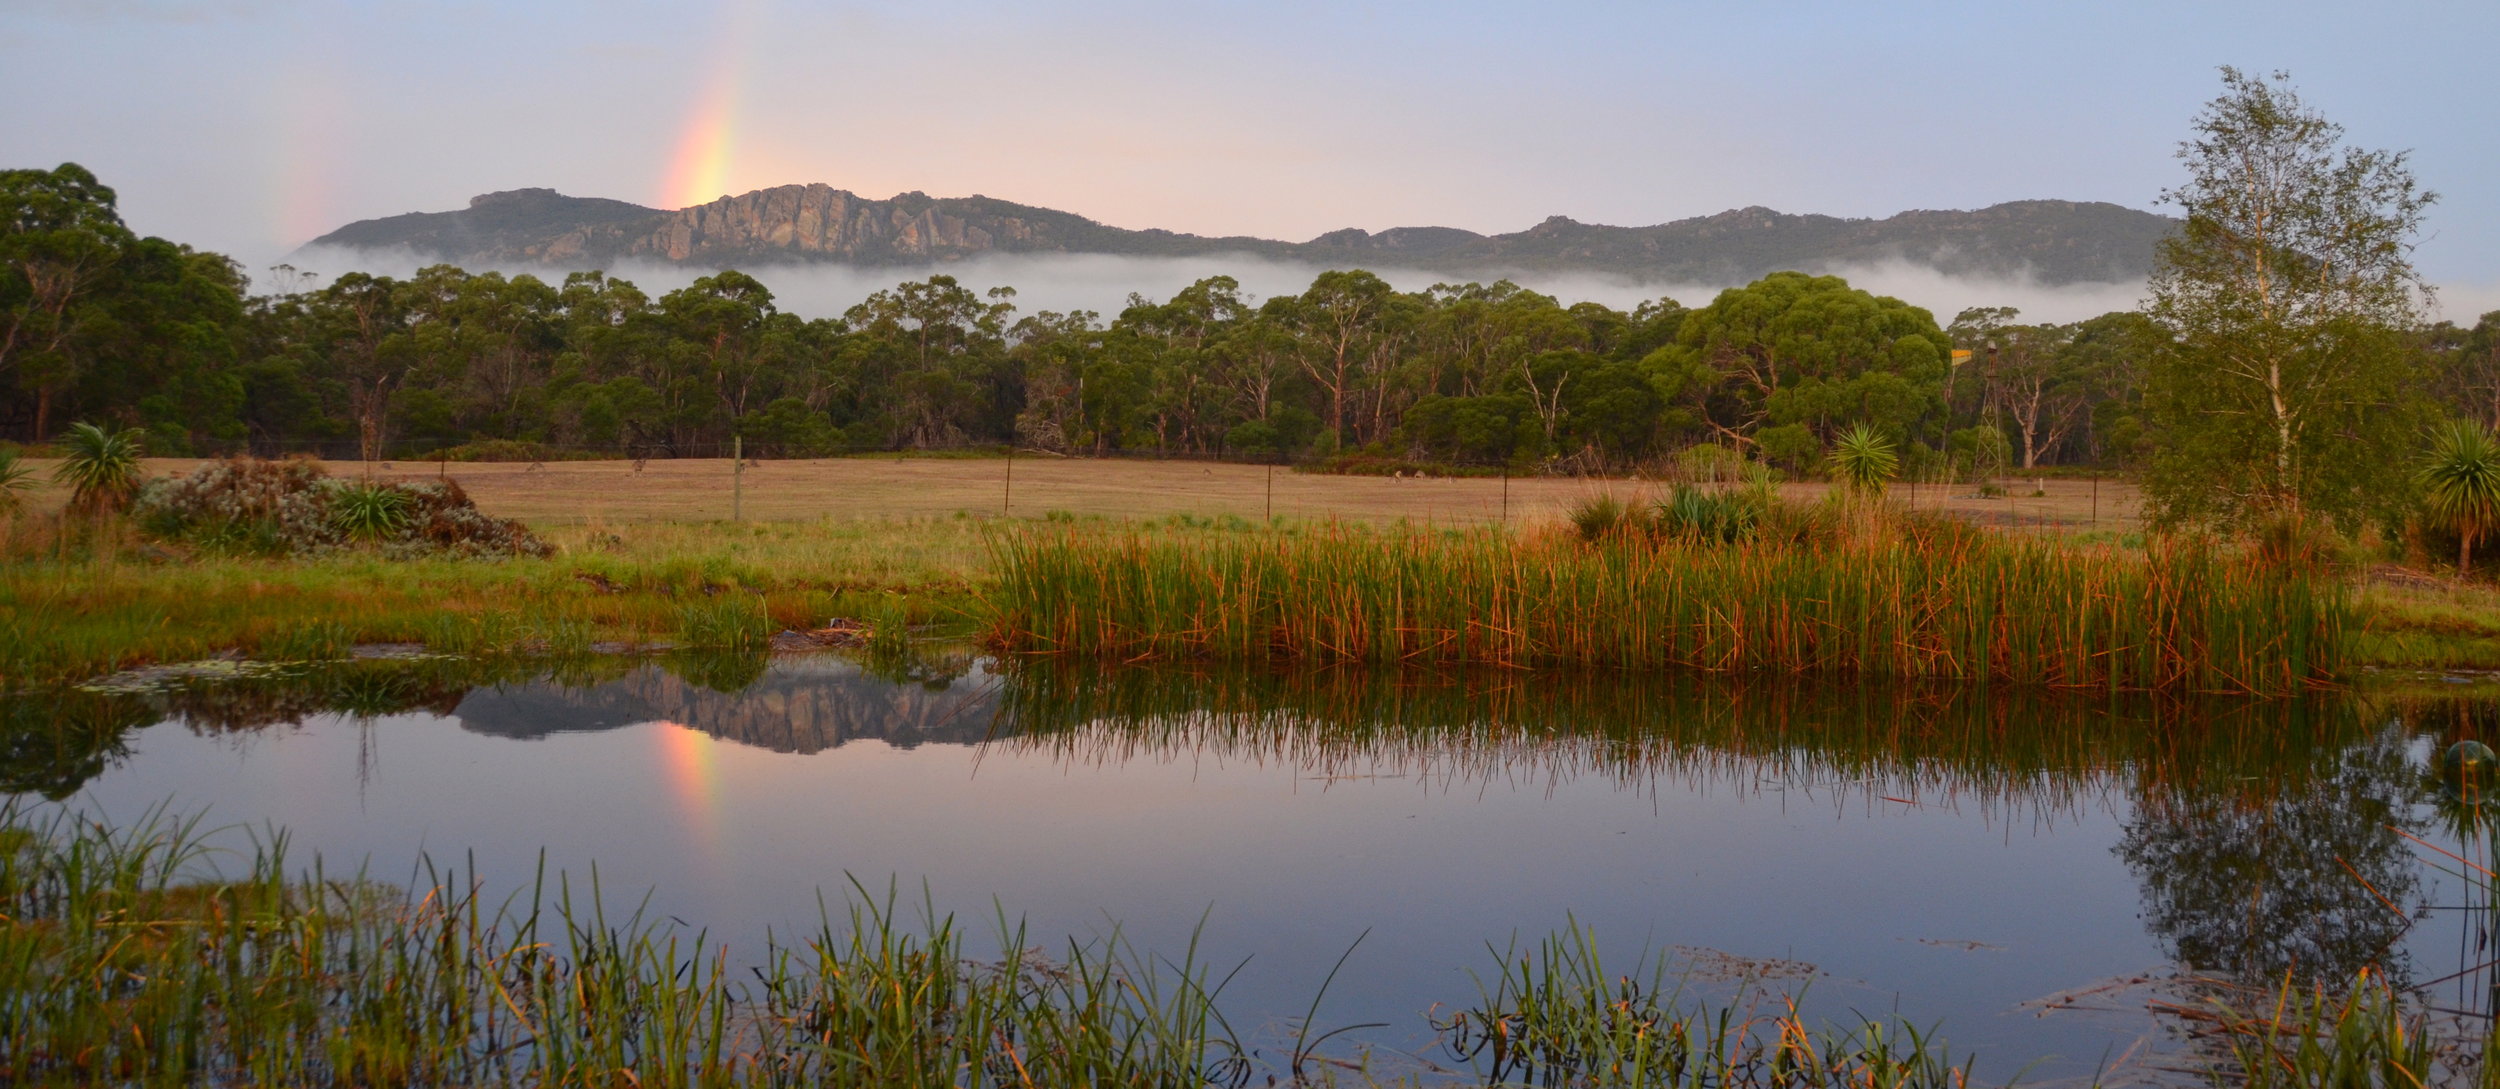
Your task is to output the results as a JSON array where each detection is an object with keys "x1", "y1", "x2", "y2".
[{"x1": 9, "y1": 163, "x2": 2500, "y2": 478}]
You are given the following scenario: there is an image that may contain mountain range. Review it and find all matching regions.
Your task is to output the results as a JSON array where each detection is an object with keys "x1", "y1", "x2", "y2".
[{"x1": 304, "y1": 184, "x2": 2175, "y2": 286}]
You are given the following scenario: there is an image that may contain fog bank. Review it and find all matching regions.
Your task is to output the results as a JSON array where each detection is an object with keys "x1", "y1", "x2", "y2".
[{"x1": 287, "y1": 246, "x2": 2152, "y2": 326}]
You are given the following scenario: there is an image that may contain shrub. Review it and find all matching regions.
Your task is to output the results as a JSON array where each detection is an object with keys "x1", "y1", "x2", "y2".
[
  {"x1": 1671, "y1": 443, "x2": 1748, "y2": 484},
  {"x1": 133, "y1": 458, "x2": 552, "y2": 559},
  {"x1": 1566, "y1": 493, "x2": 1637, "y2": 541},
  {"x1": 1755, "y1": 423, "x2": 1821, "y2": 473},
  {"x1": 1652, "y1": 482, "x2": 1770, "y2": 544}
]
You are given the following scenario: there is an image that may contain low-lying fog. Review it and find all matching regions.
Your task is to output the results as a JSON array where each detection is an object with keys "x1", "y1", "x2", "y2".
[{"x1": 283, "y1": 246, "x2": 2500, "y2": 327}]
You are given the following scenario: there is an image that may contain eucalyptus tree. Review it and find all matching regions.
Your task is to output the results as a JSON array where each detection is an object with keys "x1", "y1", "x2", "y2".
[
  {"x1": 844, "y1": 275, "x2": 1017, "y2": 446},
  {"x1": 0, "y1": 164, "x2": 136, "y2": 439},
  {"x1": 305, "y1": 271, "x2": 415, "y2": 462},
  {"x1": 2425, "y1": 311, "x2": 2500, "y2": 432},
  {"x1": 1666, "y1": 272, "x2": 1950, "y2": 450},
  {"x1": 1275, "y1": 269, "x2": 1409, "y2": 447},
  {"x1": 2142, "y1": 68, "x2": 2436, "y2": 532}
]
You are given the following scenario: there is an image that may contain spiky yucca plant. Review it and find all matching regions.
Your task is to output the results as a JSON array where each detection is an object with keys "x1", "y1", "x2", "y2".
[
  {"x1": 53, "y1": 422, "x2": 145, "y2": 514},
  {"x1": 0, "y1": 449, "x2": 33, "y2": 516},
  {"x1": 2419, "y1": 420, "x2": 2500, "y2": 574},
  {"x1": 1828, "y1": 423, "x2": 1899, "y2": 496},
  {"x1": 329, "y1": 482, "x2": 413, "y2": 542}
]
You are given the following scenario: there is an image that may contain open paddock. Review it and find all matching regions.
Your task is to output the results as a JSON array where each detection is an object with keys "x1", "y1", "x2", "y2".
[{"x1": 8, "y1": 455, "x2": 2146, "y2": 532}]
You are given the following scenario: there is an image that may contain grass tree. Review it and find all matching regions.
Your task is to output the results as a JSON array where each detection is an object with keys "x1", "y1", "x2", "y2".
[
  {"x1": 1828, "y1": 423, "x2": 1900, "y2": 498},
  {"x1": 2419, "y1": 421, "x2": 2500, "y2": 573},
  {"x1": 53, "y1": 421, "x2": 145, "y2": 514},
  {"x1": 0, "y1": 449, "x2": 32, "y2": 516}
]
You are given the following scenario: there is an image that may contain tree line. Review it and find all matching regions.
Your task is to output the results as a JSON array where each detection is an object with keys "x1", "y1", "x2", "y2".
[{"x1": 1, "y1": 70, "x2": 2488, "y2": 538}]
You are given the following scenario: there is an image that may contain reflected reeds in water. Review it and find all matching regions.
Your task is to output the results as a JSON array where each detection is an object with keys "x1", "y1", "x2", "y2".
[{"x1": 995, "y1": 661, "x2": 2382, "y2": 818}]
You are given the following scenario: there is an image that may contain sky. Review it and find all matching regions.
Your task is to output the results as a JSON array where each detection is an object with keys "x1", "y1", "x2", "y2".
[{"x1": 7, "y1": 0, "x2": 2499, "y2": 318}]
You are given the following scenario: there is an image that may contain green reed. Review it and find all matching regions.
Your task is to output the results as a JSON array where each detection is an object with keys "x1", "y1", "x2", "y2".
[
  {"x1": 1437, "y1": 922, "x2": 1976, "y2": 1089},
  {"x1": 0, "y1": 801, "x2": 1250, "y2": 1088},
  {"x1": 985, "y1": 524, "x2": 2349, "y2": 696}
]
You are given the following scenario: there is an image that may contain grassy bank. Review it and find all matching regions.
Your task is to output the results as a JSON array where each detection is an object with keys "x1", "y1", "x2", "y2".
[
  {"x1": 0, "y1": 517, "x2": 996, "y2": 686},
  {"x1": 985, "y1": 523, "x2": 2347, "y2": 695},
  {"x1": 18, "y1": 506, "x2": 2500, "y2": 689}
]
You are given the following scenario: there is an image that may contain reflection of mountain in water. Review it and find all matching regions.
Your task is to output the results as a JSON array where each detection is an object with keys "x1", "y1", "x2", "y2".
[{"x1": 452, "y1": 659, "x2": 1003, "y2": 753}]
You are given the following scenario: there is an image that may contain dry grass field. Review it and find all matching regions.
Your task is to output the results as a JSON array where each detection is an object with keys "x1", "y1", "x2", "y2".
[{"x1": 9, "y1": 455, "x2": 2148, "y2": 532}]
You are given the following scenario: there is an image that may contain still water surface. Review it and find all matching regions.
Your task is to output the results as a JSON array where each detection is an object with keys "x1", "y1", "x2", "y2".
[{"x1": 6, "y1": 651, "x2": 2492, "y2": 1082}]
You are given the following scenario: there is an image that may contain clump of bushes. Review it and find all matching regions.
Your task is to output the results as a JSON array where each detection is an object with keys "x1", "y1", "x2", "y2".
[{"x1": 133, "y1": 457, "x2": 553, "y2": 559}]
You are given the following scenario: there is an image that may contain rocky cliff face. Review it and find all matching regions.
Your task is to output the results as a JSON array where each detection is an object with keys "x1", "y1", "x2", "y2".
[
  {"x1": 532, "y1": 185, "x2": 1111, "y2": 265},
  {"x1": 451, "y1": 658, "x2": 1000, "y2": 755},
  {"x1": 305, "y1": 184, "x2": 2175, "y2": 286}
]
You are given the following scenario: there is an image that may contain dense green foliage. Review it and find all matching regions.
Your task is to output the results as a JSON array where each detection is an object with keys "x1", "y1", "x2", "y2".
[
  {"x1": 2142, "y1": 68, "x2": 2437, "y2": 534},
  {"x1": 0, "y1": 165, "x2": 2182, "y2": 478}
]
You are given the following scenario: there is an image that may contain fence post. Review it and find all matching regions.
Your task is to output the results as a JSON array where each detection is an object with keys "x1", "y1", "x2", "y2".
[
  {"x1": 1002, "y1": 444, "x2": 1013, "y2": 516},
  {"x1": 732, "y1": 435, "x2": 743, "y2": 522}
]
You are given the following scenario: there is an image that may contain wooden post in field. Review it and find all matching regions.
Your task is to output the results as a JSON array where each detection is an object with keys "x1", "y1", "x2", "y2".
[
  {"x1": 2091, "y1": 475, "x2": 2099, "y2": 527},
  {"x1": 732, "y1": 435, "x2": 743, "y2": 522},
  {"x1": 1265, "y1": 461, "x2": 1274, "y2": 522},
  {"x1": 1002, "y1": 444, "x2": 1013, "y2": 516}
]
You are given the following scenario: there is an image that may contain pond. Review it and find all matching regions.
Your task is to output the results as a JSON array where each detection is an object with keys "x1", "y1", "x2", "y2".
[{"x1": 6, "y1": 649, "x2": 2495, "y2": 1083}]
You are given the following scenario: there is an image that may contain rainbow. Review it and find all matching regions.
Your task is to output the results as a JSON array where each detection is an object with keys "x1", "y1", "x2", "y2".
[
  {"x1": 656, "y1": 0, "x2": 766, "y2": 209},
  {"x1": 653, "y1": 722, "x2": 726, "y2": 862},
  {"x1": 659, "y1": 74, "x2": 739, "y2": 210}
]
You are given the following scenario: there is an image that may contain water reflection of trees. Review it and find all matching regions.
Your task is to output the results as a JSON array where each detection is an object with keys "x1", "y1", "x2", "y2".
[
  {"x1": 11, "y1": 650, "x2": 2494, "y2": 1002},
  {"x1": 0, "y1": 690, "x2": 154, "y2": 799},
  {"x1": 2116, "y1": 725, "x2": 2425, "y2": 986}
]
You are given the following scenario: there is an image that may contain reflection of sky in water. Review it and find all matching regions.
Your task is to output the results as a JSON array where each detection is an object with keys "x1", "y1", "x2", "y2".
[{"x1": 19, "y1": 657, "x2": 2482, "y2": 1082}]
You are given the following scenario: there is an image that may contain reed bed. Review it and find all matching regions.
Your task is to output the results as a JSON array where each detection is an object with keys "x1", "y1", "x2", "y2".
[{"x1": 985, "y1": 524, "x2": 2349, "y2": 696}]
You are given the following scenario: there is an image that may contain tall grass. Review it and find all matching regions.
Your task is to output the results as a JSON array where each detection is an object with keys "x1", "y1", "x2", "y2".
[
  {"x1": 1438, "y1": 924, "x2": 1975, "y2": 1089},
  {"x1": 0, "y1": 801, "x2": 1249, "y2": 1088},
  {"x1": 985, "y1": 524, "x2": 2349, "y2": 696}
]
